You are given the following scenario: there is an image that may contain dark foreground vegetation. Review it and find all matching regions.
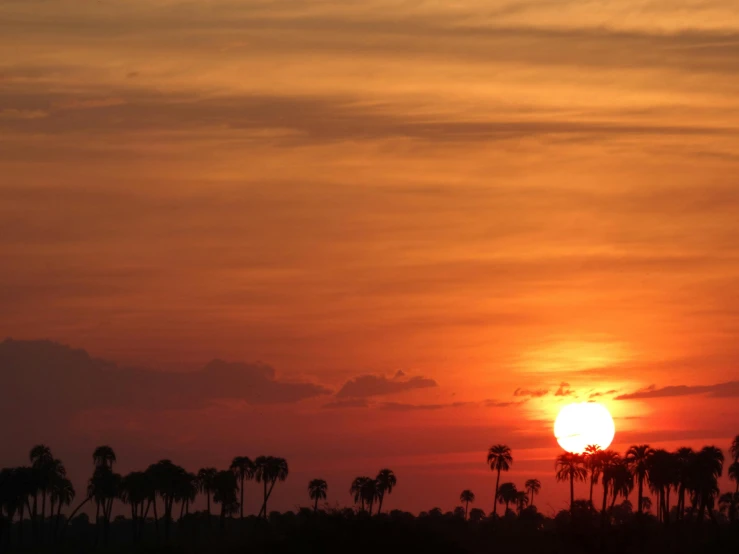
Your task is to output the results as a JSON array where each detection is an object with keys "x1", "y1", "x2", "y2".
[{"x1": 1, "y1": 436, "x2": 738, "y2": 553}]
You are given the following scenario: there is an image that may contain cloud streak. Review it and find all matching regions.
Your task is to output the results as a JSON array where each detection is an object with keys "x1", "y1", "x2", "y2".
[{"x1": 615, "y1": 381, "x2": 739, "y2": 400}]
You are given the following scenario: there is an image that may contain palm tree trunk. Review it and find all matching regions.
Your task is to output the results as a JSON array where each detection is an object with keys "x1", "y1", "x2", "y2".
[
  {"x1": 589, "y1": 476, "x2": 595, "y2": 511},
  {"x1": 465, "y1": 501, "x2": 469, "y2": 519},
  {"x1": 570, "y1": 474, "x2": 575, "y2": 515},
  {"x1": 62, "y1": 495, "x2": 91, "y2": 541},
  {"x1": 637, "y1": 476, "x2": 644, "y2": 515},
  {"x1": 206, "y1": 489, "x2": 211, "y2": 516},
  {"x1": 41, "y1": 492, "x2": 46, "y2": 534},
  {"x1": 601, "y1": 482, "x2": 609, "y2": 525},
  {"x1": 377, "y1": 493, "x2": 384, "y2": 514},
  {"x1": 493, "y1": 469, "x2": 501, "y2": 518},
  {"x1": 19, "y1": 499, "x2": 25, "y2": 546},
  {"x1": 240, "y1": 474, "x2": 245, "y2": 520},
  {"x1": 314, "y1": 497, "x2": 318, "y2": 512}
]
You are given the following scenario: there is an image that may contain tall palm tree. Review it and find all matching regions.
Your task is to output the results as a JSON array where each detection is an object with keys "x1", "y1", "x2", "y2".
[
  {"x1": 496, "y1": 482, "x2": 518, "y2": 514},
  {"x1": 609, "y1": 460, "x2": 634, "y2": 510},
  {"x1": 555, "y1": 452, "x2": 587, "y2": 515},
  {"x1": 350, "y1": 477, "x2": 372, "y2": 513},
  {"x1": 599, "y1": 450, "x2": 621, "y2": 519},
  {"x1": 459, "y1": 490, "x2": 475, "y2": 519},
  {"x1": 730, "y1": 435, "x2": 739, "y2": 463},
  {"x1": 177, "y1": 472, "x2": 198, "y2": 520},
  {"x1": 49, "y1": 474, "x2": 74, "y2": 540},
  {"x1": 375, "y1": 469, "x2": 397, "y2": 514},
  {"x1": 29, "y1": 444, "x2": 53, "y2": 536},
  {"x1": 361, "y1": 478, "x2": 378, "y2": 515},
  {"x1": 229, "y1": 456, "x2": 255, "y2": 520},
  {"x1": 308, "y1": 479, "x2": 328, "y2": 512},
  {"x1": 728, "y1": 460, "x2": 739, "y2": 521},
  {"x1": 147, "y1": 459, "x2": 188, "y2": 539},
  {"x1": 88, "y1": 465, "x2": 121, "y2": 546},
  {"x1": 647, "y1": 449, "x2": 678, "y2": 523},
  {"x1": 524, "y1": 479, "x2": 541, "y2": 508},
  {"x1": 486, "y1": 445, "x2": 513, "y2": 518},
  {"x1": 625, "y1": 444, "x2": 655, "y2": 515},
  {"x1": 690, "y1": 445, "x2": 724, "y2": 521},
  {"x1": 120, "y1": 471, "x2": 148, "y2": 541},
  {"x1": 197, "y1": 467, "x2": 217, "y2": 518},
  {"x1": 254, "y1": 456, "x2": 288, "y2": 518},
  {"x1": 674, "y1": 447, "x2": 695, "y2": 520},
  {"x1": 212, "y1": 470, "x2": 238, "y2": 531},
  {"x1": 584, "y1": 445, "x2": 602, "y2": 511}
]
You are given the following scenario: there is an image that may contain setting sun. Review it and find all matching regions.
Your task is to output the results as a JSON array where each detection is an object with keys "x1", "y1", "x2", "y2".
[{"x1": 554, "y1": 402, "x2": 615, "y2": 453}]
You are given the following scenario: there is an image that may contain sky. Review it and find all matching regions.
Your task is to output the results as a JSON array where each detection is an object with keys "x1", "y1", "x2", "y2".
[{"x1": 1, "y1": 0, "x2": 738, "y2": 515}]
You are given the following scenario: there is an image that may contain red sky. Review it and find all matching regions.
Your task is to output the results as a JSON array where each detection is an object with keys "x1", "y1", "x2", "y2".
[{"x1": 1, "y1": 0, "x2": 738, "y2": 515}]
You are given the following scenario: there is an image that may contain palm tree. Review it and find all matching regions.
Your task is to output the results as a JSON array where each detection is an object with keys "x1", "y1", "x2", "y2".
[
  {"x1": 675, "y1": 447, "x2": 695, "y2": 520},
  {"x1": 647, "y1": 449, "x2": 678, "y2": 523},
  {"x1": 177, "y1": 472, "x2": 198, "y2": 519},
  {"x1": 120, "y1": 471, "x2": 148, "y2": 541},
  {"x1": 362, "y1": 478, "x2": 378, "y2": 515},
  {"x1": 728, "y1": 460, "x2": 739, "y2": 521},
  {"x1": 229, "y1": 456, "x2": 254, "y2": 520},
  {"x1": 375, "y1": 469, "x2": 397, "y2": 514},
  {"x1": 555, "y1": 452, "x2": 587, "y2": 515},
  {"x1": 308, "y1": 479, "x2": 328, "y2": 512},
  {"x1": 92, "y1": 446, "x2": 116, "y2": 470},
  {"x1": 197, "y1": 467, "x2": 217, "y2": 517},
  {"x1": 254, "y1": 456, "x2": 288, "y2": 518},
  {"x1": 350, "y1": 477, "x2": 372, "y2": 513},
  {"x1": 690, "y1": 445, "x2": 724, "y2": 521},
  {"x1": 29, "y1": 444, "x2": 53, "y2": 536},
  {"x1": 49, "y1": 474, "x2": 74, "y2": 539},
  {"x1": 514, "y1": 490, "x2": 529, "y2": 514},
  {"x1": 584, "y1": 445, "x2": 602, "y2": 511},
  {"x1": 88, "y1": 465, "x2": 121, "y2": 545},
  {"x1": 486, "y1": 445, "x2": 513, "y2": 518},
  {"x1": 730, "y1": 435, "x2": 739, "y2": 463},
  {"x1": 147, "y1": 459, "x2": 189, "y2": 539},
  {"x1": 459, "y1": 490, "x2": 475, "y2": 519},
  {"x1": 609, "y1": 460, "x2": 634, "y2": 511},
  {"x1": 625, "y1": 444, "x2": 655, "y2": 515},
  {"x1": 524, "y1": 479, "x2": 541, "y2": 508},
  {"x1": 599, "y1": 450, "x2": 621, "y2": 520},
  {"x1": 496, "y1": 482, "x2": 518, "y2": 514},
  {"x1": 212, "y1": 470, "x2": 239, "y2": 531}
]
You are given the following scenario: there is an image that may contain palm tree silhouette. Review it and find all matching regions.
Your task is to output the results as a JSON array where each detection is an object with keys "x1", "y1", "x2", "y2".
[
  {"x1": 88, "y1": 465, "x2": 121, "y2": 545},
  {"x1": 362, "y1": 478, "x2": 378, "y2": 515},
  {"x1": 350, "y1": 477, "x2": 372, "y2": 513},
  {"x1": 229, "y1": 456, "x2": 255, "y2": 520},
  {"x1": 459, "y1": 490, "x2": 475, "y2": 519},
  {"x1": 254, "y1": 456, "x2": 288, "y2": 518},
  {"x1": 646, "y1": 449, "x2": 678, "y2": 523},
  {"x1": 486, "y1": 444, "x2": 513, "y2": 518},
  {"x1": 92, "y1": 446, "x2": 116, "y2": 470},
  {"x1": 730, "y1": 435, "x2": 739, "y2": 463},
  {"x1": 29, "y1": 444, "x2": 53, "y2": 537},
  {"x1": 728, "y1": 460, "x2": 739, "y2": 521},
  {"x1": 674, "y1": 447, "x2": 695, "y2": 520},
  {"x1": 599, "y1": 450, "x2": 621, "y2": 520},
  {"x1": 147, "y1": 459, "x2": 189, "y2": 539},
  {"x1": 308, "y1": 479, "x2": 328, "y2": 512},
  {"x1": 496, "y1": 482, "x2": 518, "y2": 514},
  {"x1": 608, "y1": 459, "x2": 634, "y2": 511},
  {"x1": 375, "y1": 469, "x2": 397, "y2": 514},
  {"x1": 212, "y1": 470, "x2": 239, "y2": 531},
  {"x1": 555, "y1": 452, "x2": 587, "y2": 515},
  {"x1": 625, "y1": 444, "x2": 654, "y2": 516},
  {"x1": 49, "y1": 473, "x2": 74, "y2": 540},
  {"x1": 524, "y1": 479, "x2": 541, "y2": 508},
  {"x1": 584, "y1": 445, "x2": 602, "y2": 511},
  {"x1": 690, "y1": 445, "x2": 723, "y2": 521},
  {"x1": 197, "y1": 467, "x2": 217, "y2": 518},
  {"x1": 120, "y1": 471, "x2": 149, "y2": 541},
  {"x1": 514, "y1": 490, "x2": 529, "y2": 514}
]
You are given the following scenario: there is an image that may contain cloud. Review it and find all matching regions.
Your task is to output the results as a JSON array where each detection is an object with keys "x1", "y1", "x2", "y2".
[
  {"x1": 513, "y1": 387, "x2": 549, "y2": 398},
  {"x1": 615, "y1": 381, "x2": 739, "y2": 400},
  {"x1": 483, "y1": 399, "x2": 528, "y2": 408},
  {"x1": 555, "y1": 382, "x2": 574, "y2": 397},
  {"x1": 336, "y1": 374, "x2": 437, "y2": 398},
  {"x1": 0, "y1": 339, "x2": 332, "y2": 417},
  {"x1": 379, "y1": 401, "x2": 472, "y2": 411},
  {"x1": 589, "y1": 389, "x2": 618, "y2": 399},
  {"x1": 322, "y1": 399, "x2": 369, "y2": 410}
]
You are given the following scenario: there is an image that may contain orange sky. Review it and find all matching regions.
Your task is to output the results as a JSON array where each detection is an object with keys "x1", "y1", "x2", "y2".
[{"x1": 1, "y1": 0, "x2": 738, "y2": 514}]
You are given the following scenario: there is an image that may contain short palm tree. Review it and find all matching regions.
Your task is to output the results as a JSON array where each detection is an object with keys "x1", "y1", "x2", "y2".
[
  {"x1": 197, "y1": 467, "x2": 218, "y2": 517},
  {"x1": 487, "y1": 445, "x2": 513, "y2": 517},
  {"x1": 308, "y1": 479, "x2": 328, "y2": 512},
  {"x1": 584, "y1": 445, "x2": 602, "y2": 510},
  {"x1": 555, "y1": 452, "x2": 587, "y2": 515},
  {"x1": 460, "y1": 490, "x2": 475, "y2": 519},
  {"x1": 375, "y1": 469, "x2": 397, "y2": 514},
  {"x1": 524, "y1": 479, "x2": 541, "y2": 508},
  {"x1": 496, "y1": 482, "x2": 518, "y2": 514},
  {"x1": 229, "y1": 456, "x2": 255, "y2": 520},
  {"x1": 730, "y1": 435, "x2": 739, "y2": 463},
  {"x1": 350, "y1": 477, "x2": 372, "y2": 512},
  {"x1": 625, "y1": 444, "x2": 655, "y2": 515},
  {"x1": 212, "y1": 470, "x2": 239, "y2": 531},
  {"x1": 514, "y1": 490, "x2": 529, "y2": 514},
  {"x1": 729, "y1": 460, "x2": 739, "y2": 521},
  {"x1": 254, "y1": 456, "x2": 288, "y2": 518}
]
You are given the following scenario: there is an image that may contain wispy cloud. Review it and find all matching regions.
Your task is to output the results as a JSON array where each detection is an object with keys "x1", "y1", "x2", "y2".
[{"x1": 615, "y1": 381, "x2": 739, "y2": 400}]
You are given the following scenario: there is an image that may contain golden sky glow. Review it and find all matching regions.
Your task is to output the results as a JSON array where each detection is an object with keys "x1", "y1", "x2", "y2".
[{"x1": 1, "y1": 0, "x2": 738, "y2": 513}]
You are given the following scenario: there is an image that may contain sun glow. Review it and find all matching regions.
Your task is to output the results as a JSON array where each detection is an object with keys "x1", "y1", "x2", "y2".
[{"x1": 554, "y1": 402, "x2": 615, "y2": 453}]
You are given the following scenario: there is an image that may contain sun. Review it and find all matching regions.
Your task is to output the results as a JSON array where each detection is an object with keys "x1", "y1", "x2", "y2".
[{"x1": 554, "y1": 402, "x2": 615, "y2": 453}]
